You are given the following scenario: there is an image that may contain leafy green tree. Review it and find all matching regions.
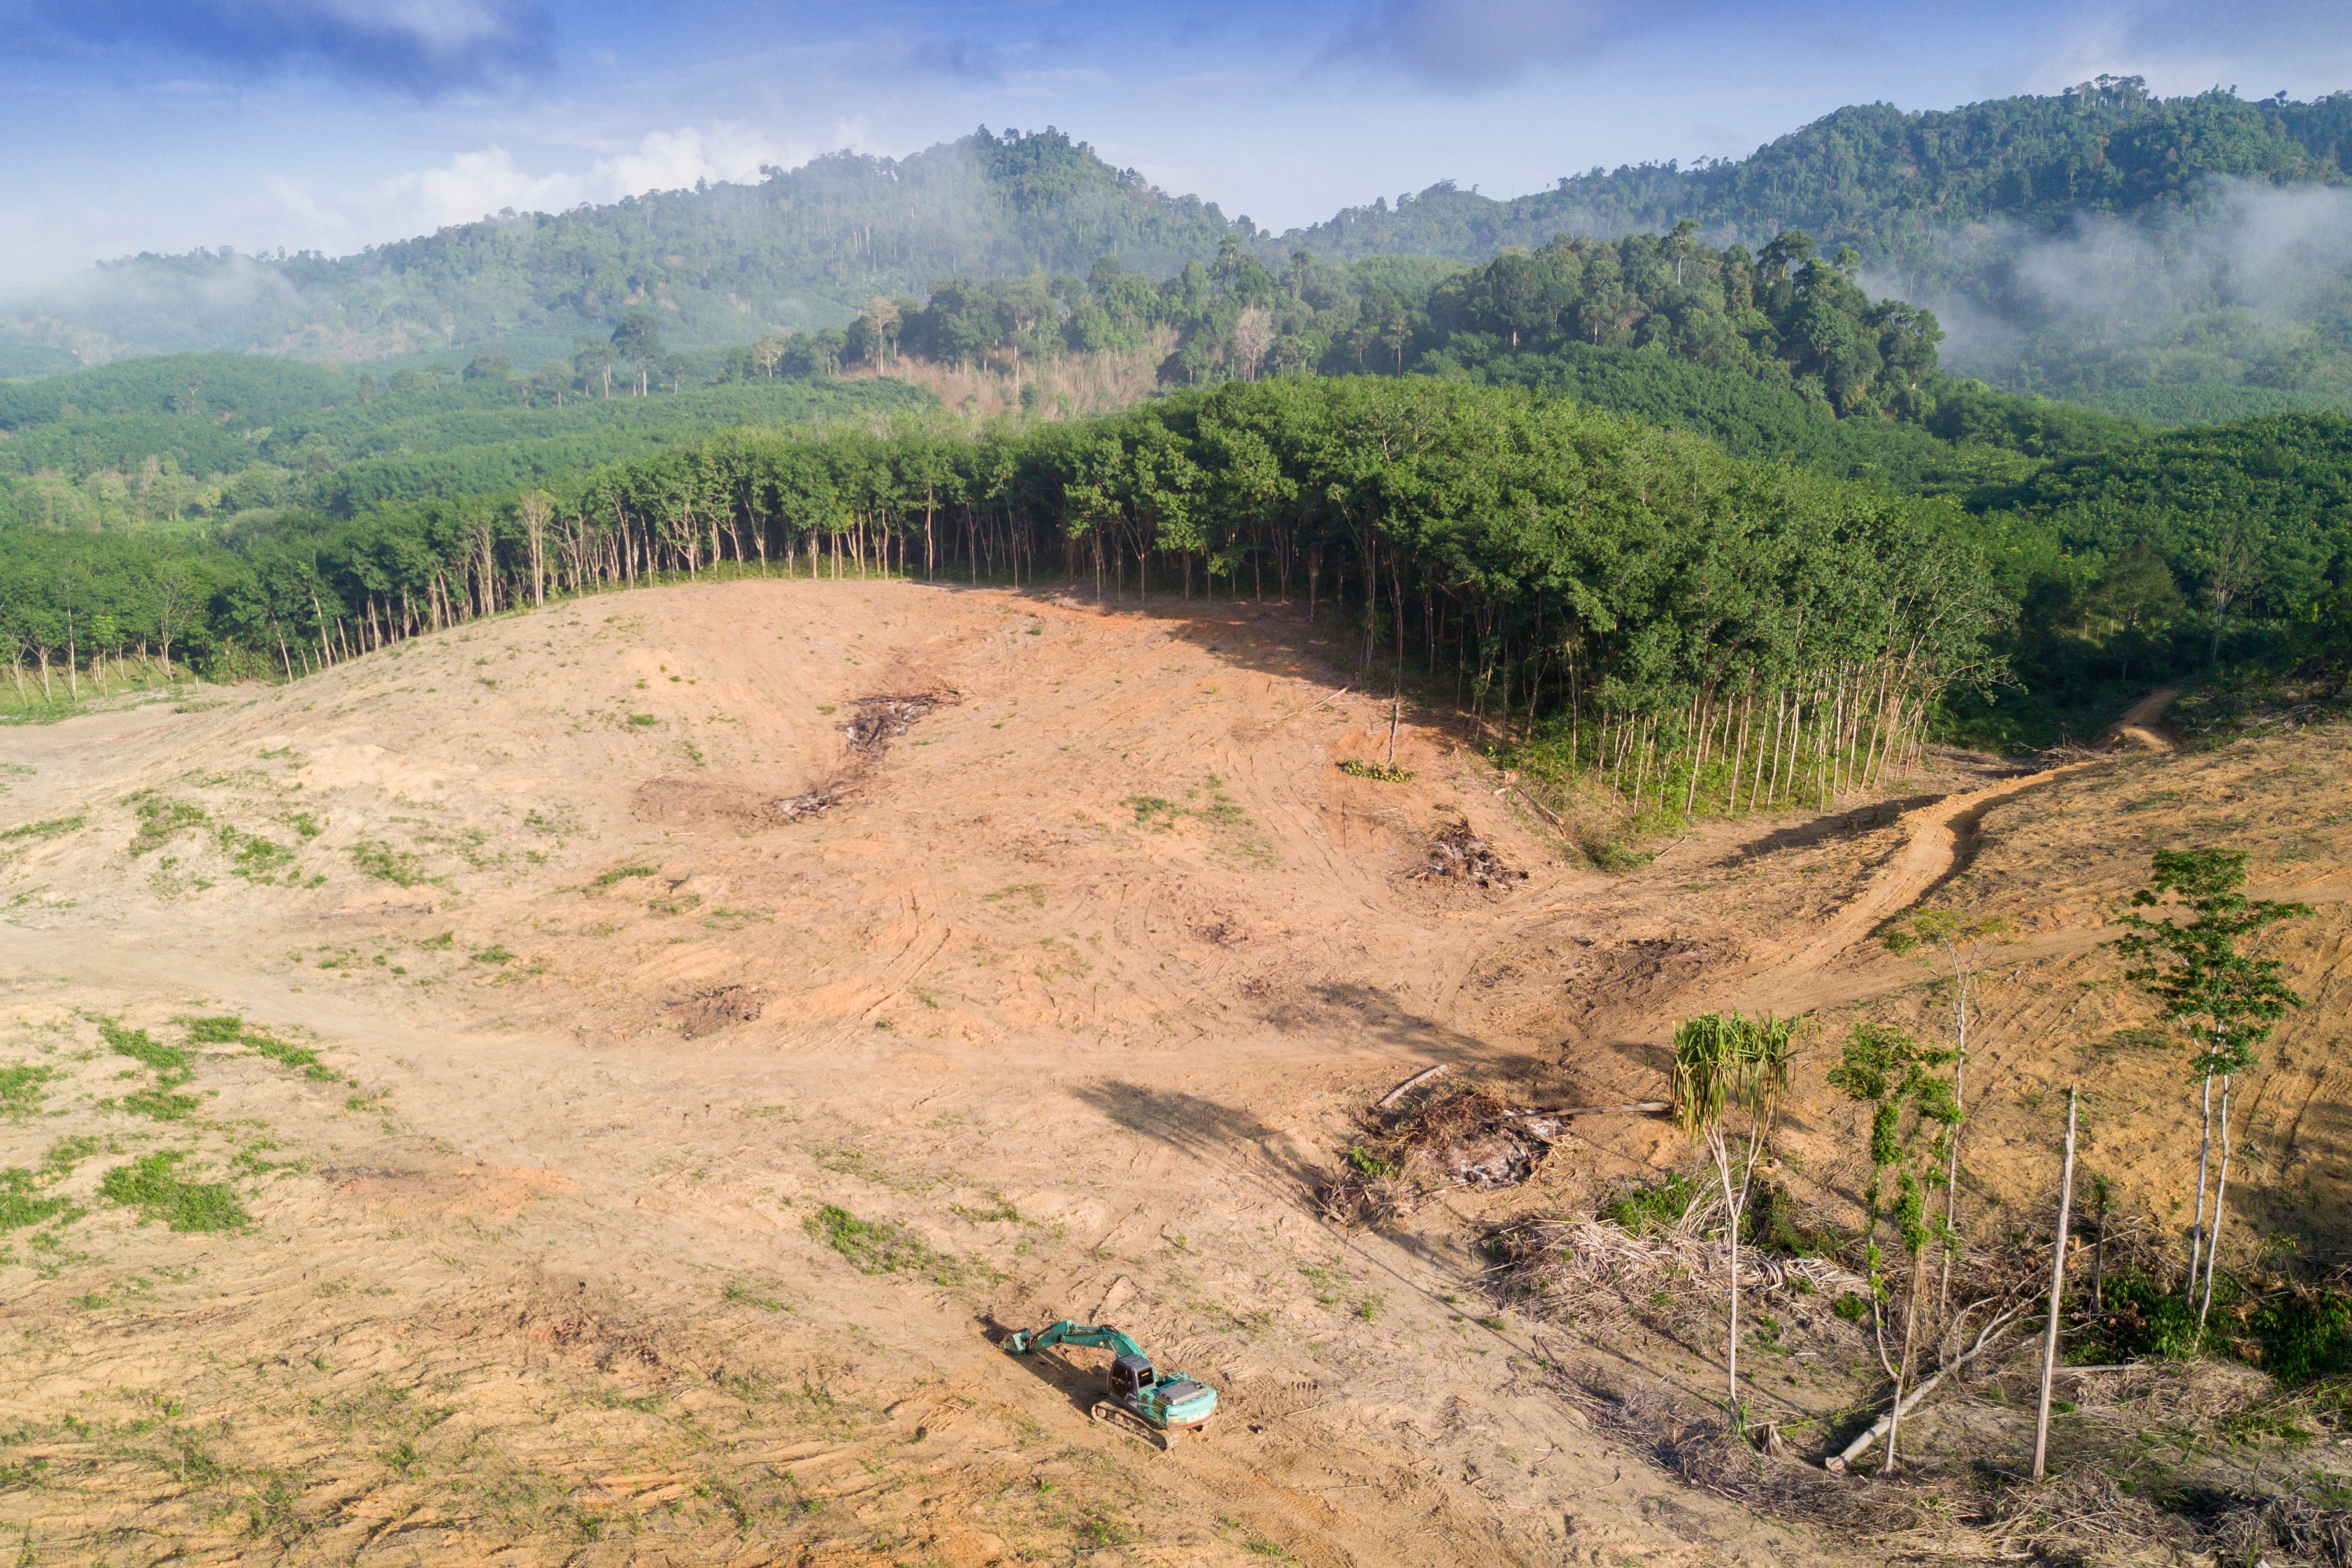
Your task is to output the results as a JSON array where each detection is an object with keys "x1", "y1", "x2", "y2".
[
  {"x1": 1882, "y1": 911, "x2": 2013, "y2": 1312},
  {"x1": 1671, "y1": 1011, "x2": 1798, "y2": 1427},
  {"x1": 573, "y1": 337, "x2": 615, "y2": 399},
  {"x1": 2110, "y1": 849, "x2": 2310, "y2": 1330},
  {"x1": 611, "y1": 312, "x2": 665, "y2": 397},
  {"x1": 1827, "y1": 1022, "x2": 1960, "y2": 1471}
]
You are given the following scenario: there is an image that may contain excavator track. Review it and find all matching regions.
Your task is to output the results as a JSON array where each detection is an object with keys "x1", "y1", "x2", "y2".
[{"x1": 1089, "y1": 1400, "x2": 1171, "y2": 1453}]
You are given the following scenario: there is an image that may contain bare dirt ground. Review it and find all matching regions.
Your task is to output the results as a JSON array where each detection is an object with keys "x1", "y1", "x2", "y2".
[{"x1": 1, "y1": 577, "x2": 2346, "y2": 1566}]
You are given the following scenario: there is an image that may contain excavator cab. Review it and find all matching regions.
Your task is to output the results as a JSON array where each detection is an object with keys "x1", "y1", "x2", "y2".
[{"x1": 1109, "y1": 1353, "x2": 1154, "y2": 1399}]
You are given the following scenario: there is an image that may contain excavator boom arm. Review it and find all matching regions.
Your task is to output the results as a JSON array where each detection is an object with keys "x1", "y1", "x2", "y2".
[{"x1": 1003, "y1": 1320, "x2": 1147, "y2": 1360}]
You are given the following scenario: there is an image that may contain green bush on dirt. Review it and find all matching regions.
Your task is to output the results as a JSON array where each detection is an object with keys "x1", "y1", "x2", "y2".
[
  {"x1": 98, "y1": 1150, "x2": 249, "y2": 1232},
  {"x1": 1742, "y1": 1180, "x2": 1844, "y2": 1257},
  {"x1": 0, "y1": 1063, "x2": 54, "y2": 1118},
  {"x1": 803, "y1": 1204, "x2": 962, "y2": 1285},
  {"x1": 2250, "y1": 1292, "x2": 2352, "y2": 1383},
  {"x1": 2087, "y1": 1274, "x2": 2207, "y2": 1362},
  {"x1": 1602, "y1": 1173, "x2": 1699, "y2": 1236},
  {"x1": 100, "y1": 1020, "x2": 190, "y2": 1074},
  {"x1": 0, "y1": 1168, "x2": 77, "y2": 1231},
  {"x1": 350, "y1": 839, "x2": 427, "y2": 886}
]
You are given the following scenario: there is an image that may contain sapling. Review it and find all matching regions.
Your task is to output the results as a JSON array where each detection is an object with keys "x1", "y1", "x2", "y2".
[
  {"x1": 1827, "y1": 1020, "x2": 1958, "y2": 1471},
  {"x1": 1671, "y1": 1010, "x2": 1798, "y2": 1430},
  {"x1": 1882, "y1": 910, "x2": 2011, "y2": 1313},
  {"x1": 2109, "y1": 848, "x2": 2306, "y2": 1331}
]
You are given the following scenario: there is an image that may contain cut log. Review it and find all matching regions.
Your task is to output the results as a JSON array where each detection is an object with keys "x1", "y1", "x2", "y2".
[{"x1": 1825, "y1": 1310, "x2": 2025, "y2": 1471}]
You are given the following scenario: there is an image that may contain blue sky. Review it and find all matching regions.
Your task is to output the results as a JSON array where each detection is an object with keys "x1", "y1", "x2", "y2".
[{"x1": 1, "y1": 0, "x2": 2347, "y2": 292}]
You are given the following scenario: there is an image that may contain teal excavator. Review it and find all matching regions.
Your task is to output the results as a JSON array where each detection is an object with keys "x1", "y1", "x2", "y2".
[{"x1": 1002, "y1": 1321, "x2": 1218, "y2": 1451}]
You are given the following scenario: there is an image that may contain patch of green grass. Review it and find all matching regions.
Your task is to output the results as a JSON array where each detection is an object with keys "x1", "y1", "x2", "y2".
[
  {"x1": 627, "y1": 713, "x2": 660, "y2": 727},
  {"x1": 350, "y1": 839, "x2": 428, "y2": 887},
  {"x1": 219, "y1": 826, "x2": 297, "y2": 883},
  {"x1": 0, "y1": 1062, "x2": 54, "y2": 1117},
  {"x1": 1602, "y1": 1173, "x2": 1700, "y2": 1236},
  {"x1": 1076, "y1": 1515, "x2": 1132, "y2": 1548},
  {"x1": 1339, "y1": 760, "x2": 1414, "y2": 782},
  {"x1": 0, "y1": 1168, "x2": 77, "y2": 1231},
  {"x1": 469, "y1": 945, "x2": 514, "y2": 964},
  {"x1": 1125, "y1": 795, "x2": 1180, "y2": 829},
  {"x1": 116, "y1": 1086, "x2": 203, "y2": 1121},
  {"x1": 418, "y1": 931, "x2": 454, "y2": 950},
  {"x1": 722, "y1": 1281, "x2": 793, "y2": 1313},
  {"x1": 43, "y1": 1136, "x2": 99, "y2": 1174},
  {"x1": 0, "y1": 814, "x2": 84, "y2": 844},
  {"x1": 101, "y1": 1020, "x2": 191, "y2": 1074},
  {"x1": 243, "y1": 1029, "x2": 337, "y2": 1081},
  {"x1": 128, "y1": 794, "x2": 207, "y2": 855},
  {"x1": 593, "y1": 864, "x2": 657, "y2": 887},
  {"x1": 803, "y1": 1204, "x2": 966, "y2": 1285},
  {"x1": 98, "y1": 1150, "x2": 250, "y2": 1232},
  {"x1": 183, "y1": 1015, "x2": 245, "y2": 1044},
  {"x1": 1583, "y1": 839, "x2": 1653, "y2": 874},
  {"x1": 280, "y1": 811, "x2": 322, "y2": 839}
]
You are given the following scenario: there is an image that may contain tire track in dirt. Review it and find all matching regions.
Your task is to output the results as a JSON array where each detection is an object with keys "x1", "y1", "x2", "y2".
[{"x1": 1668, "y1": 690, "x2": 2186, "y2": 1024}]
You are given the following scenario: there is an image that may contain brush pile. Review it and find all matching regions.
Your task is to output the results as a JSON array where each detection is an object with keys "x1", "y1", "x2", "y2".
[
  {"x1": 771, "y1": 787, "x2": 833, "y2": 822},
  {"x1": 843, "y1": 690, "x2": 960, "y2": 755},
  {"x1": 1320, "y1": 1084, "x2": 1567, "y2": 1224},
  {"x1": 1411, "y1": 822, "x2": 1520, "y2": 887}
]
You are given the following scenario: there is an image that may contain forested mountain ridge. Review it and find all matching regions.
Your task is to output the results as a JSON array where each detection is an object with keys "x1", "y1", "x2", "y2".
[
  {"x1": 1290, "y1": 80, "x2": 2352, "y2": 276},
  {"x1": 4, "y1": 128, "x2": 1239, "y2": 369},
  {"x1": 15, "y1": 83, "x2": 2351, "y2": 377}
]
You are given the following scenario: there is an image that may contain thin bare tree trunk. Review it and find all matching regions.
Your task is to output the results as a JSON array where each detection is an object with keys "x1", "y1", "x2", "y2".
[
  {"x1": 2199, "y1": 1076, "x2": 2234, "y2": 1334},
  {"x1": 2032, "y1": 1087, "x2": 2080, "y2": 1481},
  {"x1": 2186, "y1": 1071, "x2": 2215, "y2": 1305},
  {"x1": 1881, "y1": 1243, "x2": 1929, "y2": 1471}
]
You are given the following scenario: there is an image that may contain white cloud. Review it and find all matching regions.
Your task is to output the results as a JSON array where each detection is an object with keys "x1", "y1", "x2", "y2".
[{"x1": 264, "y1": 122, "x2": 813, "y2": 253}]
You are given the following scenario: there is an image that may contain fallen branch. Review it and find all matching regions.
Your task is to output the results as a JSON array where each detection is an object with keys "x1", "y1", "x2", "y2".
[
  {"x1": 1512, "y1": 785, "x2": 1567, "y2": 829},
  {"x1": 1374, "y1": 1062, "x2": 1449, "y2": 1110},
  {"x1": 1825, "y1": 1304, "x2": 2027, "y2": 1471},
  {"x1": 1526, "y1": 1100, "x2": 1669, "y2": 1119},
  {"x1": 1269, "y1": 685, "x2": 1350, "y2": 727}
]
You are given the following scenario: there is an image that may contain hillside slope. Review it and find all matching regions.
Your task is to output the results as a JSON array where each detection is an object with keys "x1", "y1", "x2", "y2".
[
  {"x1": 2, "y1": 575, "x2": 2346, "y2": 1561},
  {"x1": 5, "y1": 129, "x2": 1239, "y2": 367}
]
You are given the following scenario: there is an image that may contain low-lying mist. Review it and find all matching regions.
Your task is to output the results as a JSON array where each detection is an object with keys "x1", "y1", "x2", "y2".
[{"x1": 1893, "y1": 178, "x2": 2352, "y2": 421}]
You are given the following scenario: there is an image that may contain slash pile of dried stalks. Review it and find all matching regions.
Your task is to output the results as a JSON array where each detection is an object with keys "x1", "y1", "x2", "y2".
[
  {"x1": 1320, "y1": 1083, "x2": 1638, "y2": 1223},
  {"x1": 1501, "y1": 1211, "x2": 1867, "y2": 1308},
  {"x1": 1555, "y1": 1360, "x2": 2352, "y2": 1566}
]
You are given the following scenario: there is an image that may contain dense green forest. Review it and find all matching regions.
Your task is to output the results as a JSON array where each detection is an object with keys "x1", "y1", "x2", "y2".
[
  {"x1": 0, "y1": 378, "x2": 2000, "y2": 813},
  {"x1": 8, "y1": 211, "x2": 2352, "y2": 763},
  {"x1": 0, "y1": 349, "x2": 925, "y2": 531},
  {"x1": 820, "y1": 226, "x2": 2141, "y2": 493},
  {"x1": 1290, "y1": 80, "x2": 2352, "y2": 272},
  {"x1": 4, "y1": 228, "x2": 2109, "y2": 535},
  {"x1": 3, "y1": 370, "x2": 2349, "y2": 762},
  {"x1": 11, "y1": 83, "x2": 2352, "y2": 422}
]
